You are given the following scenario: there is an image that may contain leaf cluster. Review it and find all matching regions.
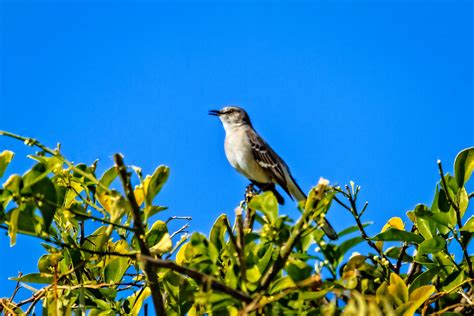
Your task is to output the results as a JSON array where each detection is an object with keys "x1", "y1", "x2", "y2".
[{"x1": 0, "y1": 131, "x2": 472, "y2": 315}]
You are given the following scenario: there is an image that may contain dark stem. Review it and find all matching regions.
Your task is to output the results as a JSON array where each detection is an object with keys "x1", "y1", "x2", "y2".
[
  {"x1": 396, "y1": 225, "x2": 415, "y2": 273},
  {"x1": 333, "y1": 188, "x2": 397, "y2": 273},
  {"x1": 114, "y1": 154, "x2": 166, "y2": 315},
  {"x1": 236, "y1": 207, "x2": 247, "y2": 291}
]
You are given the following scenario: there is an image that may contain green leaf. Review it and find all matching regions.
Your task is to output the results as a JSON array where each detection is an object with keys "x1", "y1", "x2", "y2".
[
  {"x1": 149, "y1": 233, "x2": 172, "y2": 255},
  {"x1": 209, "y1": 214, "x2": 228, "y2": 252},
  {"x1": 146, "y1": 220, "x2": 168, "y2": 247},
  {"x1": 82, "y1": 226, "x2": 110, "y2": 253},
  {"x1": 145, "y1": 165, "x2": 169, "y2": 206},
  {"x1": 408, "y1": 266, "x2": 444, "y2": 292},
  {"x1": 411, "y1": 205, "x2": 436, "y2": 240},
  {"x1": 461, "y1": 216, "x2": 474, "y2": 232},
  {"x1": 387, "y1": 273, "x2": 408, "y2": 306},
  {"x1": 396, "y1": 285, "x2": 435, "y2": 315},
  {"x1": 437, "y1": 188, "x2": 450, "y2": 212},
  {"x1": 286, "y1": 259, "x2": 312, "y2": 282},
  {"x1": 454, "y1": 147, "x2": 474, "y2": 187},
  {"x1": 31, "y1": 177, "x2": 57, "y2": 229},
  {"x1": 7, "y1": 205, "x2": 42, "y2": 246},
  {"x1": 37, "y1": 253, "x2": 63, "y2": 273},
  {"x1": 337, "y1": 236, "x2": 364, "y2": 260},
  {"x1": 99, "y1": 166, "x2": 118, "y2": 189},
  {"x1": 248, "y1": 191, "x2": 278, "y2": 223},
  {"x1": 0, "y1": 150, "x2": 14, "y2": 178},
  {"x1": 257, "y1": 246, "x2": 275, "y2": 274},
  {"x1": 372, "y1": 228, "x2": 424, "y2": 244},
  {"x1": 22, "y1": 163, "x2": 51, "y2": 189},
  {"x1": 418, "y1": 236, "x2": 446, "y2": 255},
  {"x1": 300, "y1": 288, "x2": 331, "y2": 301},
  {"x1": 3, "y1": 174, "x2": 22, "y2": 195},
  {"x1": 246, "y1": 264, "x2": 262, "y2": 283},
  {"x1": 441, "y1": 270, "x2": 465, "y2": 292},
  {"x1": 269, "y1": 276, "x2": 296, "y2": 295},
  {"x1": 338, "y1": 222, "x2": 373, "y2": 238},
  {"x1": 144, "y1": 205, "x2": 167, "y2": 222},
  {"x1": 105, "y1": 257, "x2": 129, "y2": 283},
  {"x1": 10, "y1": 273, "x2": 54, "y2": 284}
]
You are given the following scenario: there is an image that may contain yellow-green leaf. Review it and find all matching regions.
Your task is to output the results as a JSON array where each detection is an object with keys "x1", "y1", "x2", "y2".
[
  {"x1": 248, "y1": 191, "x2": 278, "y2": 223},
  {"x1": 145, "y1": 166, "x2": 169, "y2": 206},
  {"x1": 454, "y1": 147, "x2": 474, "y2": 187},
  {"x1": 396, "y1": 285, "x2": 435, "y2": 315},
  {"x1": 0, "y1": 150, "x2": 14, "y2": 178},
  {"x1": 387, "y1": 273, "x2": 408, "y2": 306}
]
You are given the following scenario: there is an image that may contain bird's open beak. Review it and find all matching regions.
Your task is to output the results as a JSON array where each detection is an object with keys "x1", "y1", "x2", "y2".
[{"x1": 208, "y1": 109, "x2": 221, "y2": 116}]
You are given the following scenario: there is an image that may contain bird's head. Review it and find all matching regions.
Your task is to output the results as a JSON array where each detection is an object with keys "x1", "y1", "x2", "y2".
[{"x1": 209, "y1": 106, "x2": 251, "y2": 130}]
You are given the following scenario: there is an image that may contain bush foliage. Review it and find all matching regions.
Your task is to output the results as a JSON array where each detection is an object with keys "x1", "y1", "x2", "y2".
[{"x1": 0, "y1": 130, "x2": 472, "y2": 315}]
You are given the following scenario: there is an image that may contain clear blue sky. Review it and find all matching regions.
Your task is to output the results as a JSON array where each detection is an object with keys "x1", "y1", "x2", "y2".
[{"x1": 0, "y1": 0, "x2": 472, "y2": 300}]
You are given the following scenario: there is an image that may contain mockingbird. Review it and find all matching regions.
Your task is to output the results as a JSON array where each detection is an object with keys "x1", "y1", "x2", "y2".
[{"x1": 209, "y1": 106, "x2": 338, "y2": 240}]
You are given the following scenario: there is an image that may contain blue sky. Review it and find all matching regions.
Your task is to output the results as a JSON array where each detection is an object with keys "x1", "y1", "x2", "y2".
[{"x1": 0, "y1": 0, "x2": 472, "y2": 300}]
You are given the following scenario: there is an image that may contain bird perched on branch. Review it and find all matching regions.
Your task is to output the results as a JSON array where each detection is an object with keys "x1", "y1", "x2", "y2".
[{"x1": 209, "y1": 106, "x2": 338, "y2": 240}]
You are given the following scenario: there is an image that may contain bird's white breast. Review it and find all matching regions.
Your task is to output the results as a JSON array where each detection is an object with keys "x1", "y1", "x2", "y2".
[{"x1": 224, "y1": 127, "x2": 270, "y2": 183}]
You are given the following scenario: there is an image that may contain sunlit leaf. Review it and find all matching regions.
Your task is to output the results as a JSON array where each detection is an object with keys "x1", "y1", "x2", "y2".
[
  {"x1": 387, "y1": 273, "x2": 408, "y2": 306},
  {"x1": 145, "y1": 166, "x2": 170, "y2": 206},
  {"x1": 418, "y1": 236, "x2": 445, "y2": 255},
  {"x1": 10, "y1": 273, "x2": 54, "y2": 284},
  {"x1": 454, "y1": 146, "x2": 474, "y2": 187},
  {"x1": 99, "y1": 166, "x2": 118, "y2": 189},
  {"x1": 0, "y1": 150, "x2": 14, "y2": 178},
  {"x1": 396, "y1": 285, "x2": 435, "y2": 315},
  {"x1": 210, "y1": 214, "x2": 228, "y2": 252},
  {"x1": 248, "y1": 191, "x2": 278, "y2": 223},
  {"x1": 372, "y1": 228, "x2": 423, "y2": 244},
  {"x1": 105, "y1": 257, "x2": 129, "y2": 283},
  {"x1": 461, "y1": 216, "x2": 474, "y2": 232},
  {"x1": 146, "y1": 220, "x2": 168, "y2": 247},
  {"x1": 150, "y1": 233, "x2": 172, "y2": 255}
]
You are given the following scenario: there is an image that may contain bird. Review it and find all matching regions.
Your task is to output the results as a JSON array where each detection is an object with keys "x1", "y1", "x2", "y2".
[{"x1": 209, "y1": 106, "x2": 338, "y2": 240}]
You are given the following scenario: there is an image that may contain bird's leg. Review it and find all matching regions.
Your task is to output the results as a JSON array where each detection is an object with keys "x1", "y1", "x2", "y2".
[
  {"x1": 245, "y1": 183, "x2": 258, "y2": 200},
  {"x1": 244, "y1": 183, "x2": 258, "y2": 232}
]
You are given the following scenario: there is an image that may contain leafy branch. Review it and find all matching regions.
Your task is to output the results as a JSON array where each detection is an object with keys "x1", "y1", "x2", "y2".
[
  {"x1": 114, "y1": 153, "x2": 166, "y2": 315},
  {"x1": 333, "y1": 185, "x2": 397, "y2": 273}
]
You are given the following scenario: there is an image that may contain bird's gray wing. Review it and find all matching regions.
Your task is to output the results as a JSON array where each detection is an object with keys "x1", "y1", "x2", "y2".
[{"x1": 245, "y1": 129, "x2": 292, "y2": 198}]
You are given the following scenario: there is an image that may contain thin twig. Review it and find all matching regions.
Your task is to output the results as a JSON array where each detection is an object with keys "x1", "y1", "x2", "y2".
[
  {"x1": 169, "y1": 223, "x2": 189, "y2": 239},
  {"x1": 114, "y1": 154, "x2": 166, "y2": 315},
  {"x1": 8, "y1": 272, "x2": 22, "y2": 302},
  {"x1": 333, "y1": 186, "x2": 397, "y2": 273},
  {"x1": 0, "y1": 130, "x2": 111, "y2": 193},
  {"x1": 166, "y1": 216, "x2": 192, "y2": 224},
  {"x1": 396, "y1": 225, "x2": 415, "y2": 273}
]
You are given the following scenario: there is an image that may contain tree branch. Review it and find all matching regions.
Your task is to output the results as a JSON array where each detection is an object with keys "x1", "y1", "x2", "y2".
[
  {"x1": 139, "y1": 255, "x2": 252, "y2": 303},
  {"x1": 114, "y1": 154, "x2": 166, "y2": 315},
  {"x1": 0, "y1": 130, "x2": 111, "y2": 193},
  {"x1": 333, "y1": 186, "x2": 397, "y2": 273},
  {"x1": 257, "y1": 179, "x2": 329, "y2": 293}
]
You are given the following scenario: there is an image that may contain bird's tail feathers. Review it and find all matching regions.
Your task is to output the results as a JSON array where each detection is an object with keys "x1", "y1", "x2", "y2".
[
  {"x1": 321, "y1": 218, "x2": 338, "y2": 240},
  {"x1": 287, "y1": 174, "x2": 307, "y2": 201},
  {"x1": 287, "y1": 174, "x2": 338, "y2": 240}
]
